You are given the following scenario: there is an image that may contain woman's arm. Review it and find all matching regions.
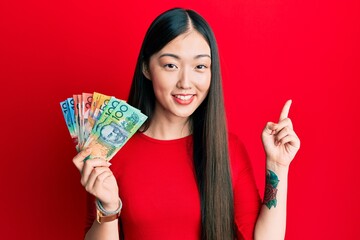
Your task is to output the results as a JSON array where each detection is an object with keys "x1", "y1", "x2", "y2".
[
  {"x1": 85, "y1": 219, "x2": 119, "y2": 240},
  {"x1": 254, "y1": 100, "x2": 300, "y2": 240},
  {"x1": 254, "y1": 163, "x2": 289, "y2": 240},
  {"x1": 72, "y1": 149, "x2": 121, "y2": 240}
]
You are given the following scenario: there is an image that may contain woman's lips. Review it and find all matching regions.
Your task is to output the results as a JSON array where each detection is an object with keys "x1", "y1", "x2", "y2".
[{"x1": 172, "y1": 94, "x2": 195, "y2": 105}]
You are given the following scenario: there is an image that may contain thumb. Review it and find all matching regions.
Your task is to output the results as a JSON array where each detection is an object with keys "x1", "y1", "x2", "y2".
[{"x1": 263, "y1": 122, "x2": 276, "y2": 135}]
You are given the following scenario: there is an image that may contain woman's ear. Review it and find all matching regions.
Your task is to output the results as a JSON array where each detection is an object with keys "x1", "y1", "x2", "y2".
[{"x1": 142, "y1": 63, "x2": 151, "y2": 80}]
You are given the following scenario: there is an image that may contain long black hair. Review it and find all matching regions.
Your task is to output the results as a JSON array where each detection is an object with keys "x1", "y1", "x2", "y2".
[{"x1": 128, "y1": 8, "x2": 235, "y2": 240}]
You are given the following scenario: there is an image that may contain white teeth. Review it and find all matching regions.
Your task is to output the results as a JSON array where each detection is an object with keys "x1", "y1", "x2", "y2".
[{"x1": 175, "y1": 95, "x2": 192, "y2": 100}]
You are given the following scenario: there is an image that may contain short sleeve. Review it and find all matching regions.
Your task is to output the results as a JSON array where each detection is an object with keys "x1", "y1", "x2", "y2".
[{"x1": 228, "y1": 133, "x2": 262, "y2": 240}]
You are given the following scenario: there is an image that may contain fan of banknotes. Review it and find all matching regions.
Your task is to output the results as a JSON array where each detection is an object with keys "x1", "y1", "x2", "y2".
[{"x1": 60, "y1": 92, "x2": 147, "y2": 161}]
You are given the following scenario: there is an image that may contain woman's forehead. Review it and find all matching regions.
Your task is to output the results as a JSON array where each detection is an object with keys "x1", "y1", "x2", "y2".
[{"x1": 157, "y1": 31, "x2": 211, "y2": 58}]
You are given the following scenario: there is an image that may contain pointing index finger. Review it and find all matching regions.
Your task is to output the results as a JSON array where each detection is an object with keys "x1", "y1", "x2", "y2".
[{"x1": 279, "y1": 99, "x2": 292, "y2": 121}]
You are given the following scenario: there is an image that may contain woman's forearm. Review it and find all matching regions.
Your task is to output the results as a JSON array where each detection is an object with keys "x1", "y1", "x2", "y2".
[
  {"x1": 85, "y1": 219, "x2": 119, "y2": 240},
  {"x1": 254, "y1": 161, "x2": 289, "y2": 240}
]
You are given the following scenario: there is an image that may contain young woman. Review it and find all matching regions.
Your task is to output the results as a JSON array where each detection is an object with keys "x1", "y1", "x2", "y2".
[{"x1": 72, "y1": 8, "x2": 300, "y2": 240}]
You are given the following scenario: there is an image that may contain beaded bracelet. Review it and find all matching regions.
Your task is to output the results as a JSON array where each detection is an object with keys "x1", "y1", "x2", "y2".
[{"x1": 95, "y1": 198, "x2": 122, "y2": 216}]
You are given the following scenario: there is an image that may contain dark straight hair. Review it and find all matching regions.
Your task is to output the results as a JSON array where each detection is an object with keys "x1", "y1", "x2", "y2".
[{"x1": 128, "y1": 8, "x2": 235, "y2": 240}]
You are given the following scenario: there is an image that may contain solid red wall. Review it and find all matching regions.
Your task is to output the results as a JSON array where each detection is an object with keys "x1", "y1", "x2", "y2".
[{"x1": 1, "y1": 0, "x2": 359, "y2": 239}]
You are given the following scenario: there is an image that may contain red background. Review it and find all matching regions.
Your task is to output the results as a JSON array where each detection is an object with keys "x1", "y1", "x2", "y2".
[{"x1": 1, "y1": 0, "x2": 359, "y2": 239}]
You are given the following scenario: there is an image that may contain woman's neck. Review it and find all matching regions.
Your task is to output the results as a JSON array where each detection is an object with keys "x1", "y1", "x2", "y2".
[{"x1": 143, "y1": 112, "x2": 191, "y2": 140}]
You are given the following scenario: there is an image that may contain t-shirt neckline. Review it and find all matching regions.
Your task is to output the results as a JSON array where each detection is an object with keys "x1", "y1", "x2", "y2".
[{"x1": 137, "y1": 131, "x2": 193, "y2": 144}]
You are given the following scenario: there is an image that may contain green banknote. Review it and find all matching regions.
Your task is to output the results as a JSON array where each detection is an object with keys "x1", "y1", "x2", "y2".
[
  {"x1": 91, "y1": 97, "x2": 123, "y2": 133},
  {"x1": 60, "y1": 92, "x2": 147, "y2": 159},
  {"x1": 83, "y1": 101, "x2": 147, "y2": 161}
]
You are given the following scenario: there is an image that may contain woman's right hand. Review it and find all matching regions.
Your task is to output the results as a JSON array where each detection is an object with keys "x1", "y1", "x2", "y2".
[{"x1": 73, "y1": 148, "x2": 120, "y2": 211}]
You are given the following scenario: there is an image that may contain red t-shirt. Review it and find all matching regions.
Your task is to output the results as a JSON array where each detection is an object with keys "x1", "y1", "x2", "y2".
[{"x1": 85, "y1": 132, "x2": 261, "y2": 239}]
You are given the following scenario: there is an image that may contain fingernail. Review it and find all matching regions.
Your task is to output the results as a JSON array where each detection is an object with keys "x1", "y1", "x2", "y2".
[
  {"x1": 85, "y1": 148, "x2": 91, "y2": 153},
  {"x1": 107, "y1": 162, "x2": 112, "y2": 166}
]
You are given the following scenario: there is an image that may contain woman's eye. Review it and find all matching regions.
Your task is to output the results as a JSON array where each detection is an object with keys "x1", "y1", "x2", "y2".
[
  {"x1": 196, "y1": 65, "x2": 208, "y2": 70},
  {"x1": 164, "y1": 64, "x2": 177, "y2": 69}
]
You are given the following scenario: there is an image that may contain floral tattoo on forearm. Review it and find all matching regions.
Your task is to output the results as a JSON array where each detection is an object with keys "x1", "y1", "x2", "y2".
[{"x1": 264, "y1": 170, "x2": 279, "y2": 209}]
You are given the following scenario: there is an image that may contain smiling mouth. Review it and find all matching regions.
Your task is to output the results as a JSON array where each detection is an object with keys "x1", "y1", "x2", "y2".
[
  {"x1": 174, "y1": 95, "x2": 194, "y2": 100},
  {"x1": 172, "y1": 94, "x2": 195, "y2": 105}
]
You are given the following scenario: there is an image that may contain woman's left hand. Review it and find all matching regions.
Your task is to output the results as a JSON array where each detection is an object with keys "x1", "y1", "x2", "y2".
[{"x1": 262, "y1": 100, "x2": 301, "y2": 167}]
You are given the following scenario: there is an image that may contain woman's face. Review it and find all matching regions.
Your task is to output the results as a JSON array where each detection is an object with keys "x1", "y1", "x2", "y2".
[{"x1": 145, "y1": 30, "x2": 211, "y2": 121}]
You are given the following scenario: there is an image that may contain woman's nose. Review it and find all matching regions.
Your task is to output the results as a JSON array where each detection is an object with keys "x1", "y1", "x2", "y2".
[{"x1": 176, "y1": 68, "x2": 192, "y2": 89}]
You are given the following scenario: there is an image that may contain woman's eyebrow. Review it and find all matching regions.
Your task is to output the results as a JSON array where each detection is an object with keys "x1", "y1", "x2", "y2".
[
  {"x1": 194, "y1": 54, "x2": 211, "y2": 59},
  {"x1": 159, "y1": 53, "x2": 211, "y2": 59},
  {"x1": 159, "y1": 53, "x2": 180, "y2": 59}
]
